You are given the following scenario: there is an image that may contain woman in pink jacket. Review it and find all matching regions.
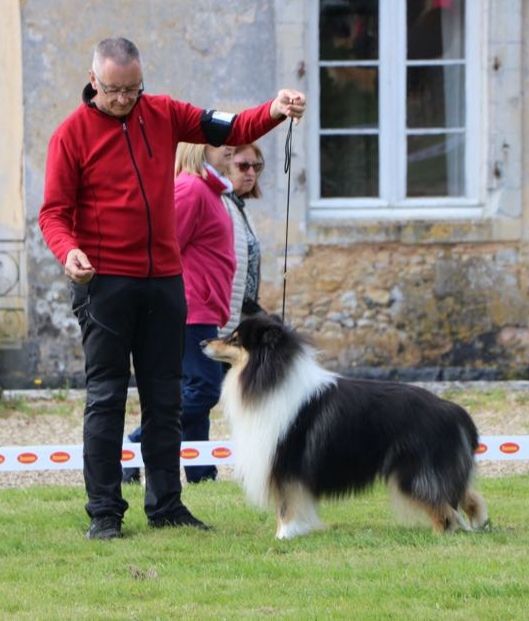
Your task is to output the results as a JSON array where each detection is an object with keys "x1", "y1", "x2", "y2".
[{"x1": 174, "y1": 142, "x2": 235, "y2": 483}]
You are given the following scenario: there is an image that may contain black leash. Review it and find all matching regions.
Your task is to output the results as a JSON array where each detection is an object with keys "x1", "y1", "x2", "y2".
[{"x1": 281, "y1": 118, "x2": 294, "y2": 323}]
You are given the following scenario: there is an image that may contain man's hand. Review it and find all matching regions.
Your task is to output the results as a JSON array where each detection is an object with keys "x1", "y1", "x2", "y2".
[
  {"x1": 270, "y1": 89, "x2": 306, "y2": 124},
  {"x1": 65, "y1": 249, "x2": 96, "y2": 284}
]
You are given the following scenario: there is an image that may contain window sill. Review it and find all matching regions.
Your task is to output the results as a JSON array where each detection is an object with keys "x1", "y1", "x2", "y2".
[{"x1": 306, "y1": 212, "x2": 523, "y2": 245}]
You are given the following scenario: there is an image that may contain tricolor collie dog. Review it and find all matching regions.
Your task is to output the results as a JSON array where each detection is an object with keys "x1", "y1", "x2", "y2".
[{"x1": 202, "y1": 315, "x2": 488, "y2": 540}]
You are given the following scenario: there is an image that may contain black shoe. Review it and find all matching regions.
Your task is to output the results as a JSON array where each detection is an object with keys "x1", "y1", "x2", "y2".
[
  {"x1": 187, "y1": 474, "x2": 217, "y2": 485},
  {"x1": 148, "y1": 506, "x2": 211, "y2": 531},
  {"x1": 122, "y1": 467, "x2": 141, "y2": 484},
  {"x1": 185, "y1": 466, "x2": 217, "y2": 484},
  {"x1": 86, "y1": 516, "x2": 123, "y2": 540}
]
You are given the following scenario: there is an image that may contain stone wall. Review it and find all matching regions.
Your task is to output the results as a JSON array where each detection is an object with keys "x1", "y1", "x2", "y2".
[{"x1": 261, "y1": 241, "x2": 529, "y2": 380}]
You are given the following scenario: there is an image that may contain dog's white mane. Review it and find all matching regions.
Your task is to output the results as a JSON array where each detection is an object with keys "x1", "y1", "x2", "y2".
[{"x1": 221, "y1": 344, "x2": 337, "y2": 507}]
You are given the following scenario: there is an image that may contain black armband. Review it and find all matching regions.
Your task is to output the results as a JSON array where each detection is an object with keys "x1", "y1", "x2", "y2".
[{"x1": 200, "y1": 109, "x2": 237, "y2": 146}]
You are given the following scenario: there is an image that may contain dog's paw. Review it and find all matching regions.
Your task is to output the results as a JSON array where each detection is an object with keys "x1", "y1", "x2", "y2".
[
  {"x1": 474, "y1": 518, "x2": 492, "y2": 532},
  {"x1": 276, "y1": 519, "x2": 325, "y2": 540},
  {"x1": 276, "y1": 523, "x2": 298, "y2": 540}
]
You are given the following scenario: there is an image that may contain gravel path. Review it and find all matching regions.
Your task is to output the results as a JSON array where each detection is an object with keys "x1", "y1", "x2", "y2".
[
  {"x1": 1, "y1": 383, "x2": 528, "y2": 489},
  {"x1": 0, "y1": 388, "x2": 234, "y2": 489}
]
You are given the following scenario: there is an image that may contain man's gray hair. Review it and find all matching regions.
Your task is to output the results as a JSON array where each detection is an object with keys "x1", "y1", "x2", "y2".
[{"x1": 92, "y1": 37, "x2": 141, "y2": 74}]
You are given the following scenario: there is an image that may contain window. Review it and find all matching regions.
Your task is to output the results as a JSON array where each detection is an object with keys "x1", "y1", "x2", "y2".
[{"x1": 309, "y1": 0, "x2": 483, "y2": 218}]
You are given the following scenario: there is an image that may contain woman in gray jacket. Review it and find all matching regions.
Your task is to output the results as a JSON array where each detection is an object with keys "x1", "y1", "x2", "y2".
[{"x1": 221, "y1": 143, "x2": 266, "y2": 336}]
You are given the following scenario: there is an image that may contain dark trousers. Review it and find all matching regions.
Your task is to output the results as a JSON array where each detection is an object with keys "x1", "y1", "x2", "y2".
[
  {"x1": 127, "y1": 324, "x2": 221, "y2": 483},
  {"x1": 71, "y1": 275, "x2": 186, "y2": 520},
  {"x1": 181, "y1": 324, "x2": 222, "y2": 482}
]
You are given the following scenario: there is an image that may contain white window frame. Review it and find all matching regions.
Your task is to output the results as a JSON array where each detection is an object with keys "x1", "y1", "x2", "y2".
[{"x1": 308, "y1": 0, "x2": 486, "y2": 220}]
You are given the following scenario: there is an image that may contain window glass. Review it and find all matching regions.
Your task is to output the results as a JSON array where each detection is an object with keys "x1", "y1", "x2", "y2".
[
  {"x1": 320, "y1": 67, "x2": 378, "y2": 128},
  {"x1": 319, "y1": 0, "x2": 380, "y2": 198},
  {"x1": 407, "y1": 0, "x2": 465, "y2": 60},
  {"x1": 407, "y1": 133, "x2": 465, "y2": 196},
  {"x1": 405, "y1": 0, "x2": 466, "y2": 198},
  {"x1": 321, "y1": 135, "x2": 379, "y2": 197},
  {"x1": 407, "y1": 65, "x2": 465, "y2": 128},
  {"x1": 320, "y1": 0, "x2": 379, "y2": 61}
]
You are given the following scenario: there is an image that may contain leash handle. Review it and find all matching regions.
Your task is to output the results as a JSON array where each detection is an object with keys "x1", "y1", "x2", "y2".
[{"x1": 281, "y1": 118, "x2": 293, "y2": 323}]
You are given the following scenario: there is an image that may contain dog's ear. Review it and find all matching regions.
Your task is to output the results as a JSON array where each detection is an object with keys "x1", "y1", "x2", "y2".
[{"x1": 260, "y1": 323, "x2": 285, "y2": 348}]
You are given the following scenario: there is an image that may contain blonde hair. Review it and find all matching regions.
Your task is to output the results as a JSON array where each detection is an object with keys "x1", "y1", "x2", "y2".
[
  {"x1": 175, "y1": 143, "x2": 207, "y2": 176},
  {"x1": 230, "y1": 143, "x2": 265, "y2": 198}
]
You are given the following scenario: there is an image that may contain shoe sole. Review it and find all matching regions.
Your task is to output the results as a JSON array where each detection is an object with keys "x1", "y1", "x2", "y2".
[
  {"x1": 148, "y1": 520, "x2": 211, "y2": 531},
  {"x1": 86, "y1": 530, "x2": 123, "y2": 540}
]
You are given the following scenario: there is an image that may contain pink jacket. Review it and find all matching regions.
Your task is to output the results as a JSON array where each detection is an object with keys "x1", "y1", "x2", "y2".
[{"x1": 174, "y1": 169, "x2": 235, "y2": 327}]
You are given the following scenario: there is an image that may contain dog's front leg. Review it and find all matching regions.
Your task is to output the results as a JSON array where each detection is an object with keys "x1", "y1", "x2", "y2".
[{"x1": 274, "y1": 486, "x2": 325, "y2": 539}]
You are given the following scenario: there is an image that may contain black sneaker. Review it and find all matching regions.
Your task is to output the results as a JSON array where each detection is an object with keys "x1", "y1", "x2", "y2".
[
  {"x1": 122, "y1": 467, "x2": 141, "y2": 484},
  {"x1": 86, "y1": 516, "x2": 123, "y2": 540},
  {"x1": 148, "y1": 506, "x2": 211, "y2": 531}
]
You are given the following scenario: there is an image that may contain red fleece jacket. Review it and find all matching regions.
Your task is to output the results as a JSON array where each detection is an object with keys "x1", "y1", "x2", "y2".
[{"x1": 39, "y1": 88, "x2": 281, "y2": 277}]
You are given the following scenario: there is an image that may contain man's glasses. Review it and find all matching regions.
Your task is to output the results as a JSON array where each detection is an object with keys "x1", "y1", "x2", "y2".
[
  {"x1": 233, "y1": 161, "x2": 264, "y2": 173},
  {"x1": 95, "y1": 74, "x2": 144, "y2": 99}
]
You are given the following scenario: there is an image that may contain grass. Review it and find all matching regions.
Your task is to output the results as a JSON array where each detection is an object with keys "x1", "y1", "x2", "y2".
[
  {"x1": 0, "y1": 396, "x2": 80, "y2": 419},
  {"x1": 1, "y1": 386, "x2": 528, "y2": 619},
  {"x1": 1, "y1": 478, "x2": 528, "y2": 620},
  {"x1": 442, "y1": 386, "x2": 529, "y2": 412},
  {"x1": 0, "y1": 394, "x2": 140, "y2": 421},
  {"x1": 0, "y1": 395, "x2": 34, "y2": 417}
]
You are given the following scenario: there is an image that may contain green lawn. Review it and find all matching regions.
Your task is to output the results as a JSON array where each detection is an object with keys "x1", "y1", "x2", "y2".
[{"x1": 0, "y1": 477, "x2": 527, "y2": 620}]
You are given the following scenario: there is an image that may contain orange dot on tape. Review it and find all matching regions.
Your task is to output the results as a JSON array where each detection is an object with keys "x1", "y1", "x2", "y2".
[
  {"x1": 0, "y1": 454, "x2": 5, "y2": 465},
  {"x1": 181, "y1": 448, "x2": 199, "y2": 459},
  {"x1": 17, "y1": 452, "x2": 38, "y2": 464},
  {"x1": 500, "y1": 442, "x2": 520, "y2": 455},
  {"x1": 50, "y1": 451, "x2": 71, "y2": 463},
  {"x1": 211, "y1": 447, "x2": 232, "y2": 459},
  {"x1": 475, "y1": 443, "x2": 487, "y2": 455},
  {"x1": 121, "y1": 449, "x2": 135, "y2": 462}
]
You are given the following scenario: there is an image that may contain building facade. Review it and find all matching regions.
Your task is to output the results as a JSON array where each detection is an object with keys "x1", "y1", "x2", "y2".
[{"x1": 1, "y1": 0, "x2": 529, "y2": 387}]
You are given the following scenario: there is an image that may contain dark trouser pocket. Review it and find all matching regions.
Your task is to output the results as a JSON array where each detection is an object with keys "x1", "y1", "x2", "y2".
[{"x1": 70, "y1": 279, "x2": 93, "y2": 320}]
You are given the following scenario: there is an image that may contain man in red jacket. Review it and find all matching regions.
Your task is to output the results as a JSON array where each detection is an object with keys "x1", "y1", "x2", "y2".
[{"x1": 39, "y1": 37, "x2": 305, "y2": 540}]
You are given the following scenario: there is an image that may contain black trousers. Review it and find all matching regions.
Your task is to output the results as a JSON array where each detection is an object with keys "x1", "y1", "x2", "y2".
[{"x1": 71, "y1": 275, "x2": 186, "y2": 520}]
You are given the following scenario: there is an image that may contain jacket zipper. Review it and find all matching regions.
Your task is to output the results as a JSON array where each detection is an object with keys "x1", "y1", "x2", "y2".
[
  {"x1": 122, "y1": 121, "x2": 154, "y2": 276},
  {"x1": 138, "y1": 115, "x2": 153, "y2": 158}
]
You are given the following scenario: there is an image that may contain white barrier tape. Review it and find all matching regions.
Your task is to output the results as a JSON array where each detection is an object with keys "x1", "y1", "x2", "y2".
[
  {"x1": 0, "y1": 436, "x2": 528, "y2": 472},
  {"x1": 0, "y1": 441, "x2": 234, "y2": 472},
  {"x1": 475, "y1": 435, "x2": 529, "y2": 461}
]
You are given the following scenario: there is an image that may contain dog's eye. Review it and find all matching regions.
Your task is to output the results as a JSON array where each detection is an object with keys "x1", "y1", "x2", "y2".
[{"x1": 227, "y1": 332, "x2": 239, "y2": 346}]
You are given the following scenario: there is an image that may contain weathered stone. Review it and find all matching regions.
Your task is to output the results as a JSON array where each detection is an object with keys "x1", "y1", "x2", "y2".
[
  {"x1": 261, "y1": 241, "x2": 529, "y2": 378},
  {"x1": 498, "y1": 327, "x2": 529, "y2": 347},
  {"x1": 340, "y1": 291, "x2": 357, "y2": 310},
  {"x1": 364, "y1": 287, "x2": 391, "y2": 307}
]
